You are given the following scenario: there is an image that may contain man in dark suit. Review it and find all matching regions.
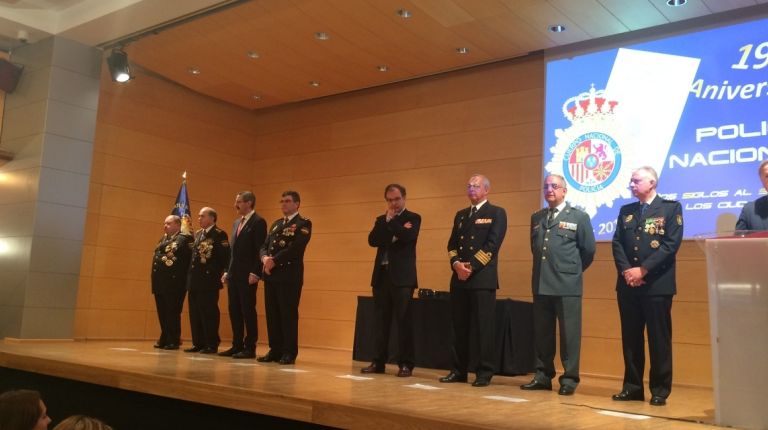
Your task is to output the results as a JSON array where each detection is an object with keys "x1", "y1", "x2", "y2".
[
  {"x1": 612, "y1": 166, "x2": 683, "y2": 406},
  {"x1": 258, "y1": 191, "x2": 312, "y2": 365},
  {"x1": 219, "y1": 191, "x2": 267, "y2": 359},
  {"x1": 361, "y1": 184, "x2": 421, "y2": 377},
  {"x1": 440, "y1": 174, "x2": 507, "y2": 387},
  {"x1": 521, "y1": 174, "x2": 595, "y2": 395},
  {"x1": 151, "y1": 215, "x2": 193, "y2": 350},
  {"x1": 736, "y1": 160, "x2": 768, "y2": 231},
  {"x1": 185, "y1": 207, "x2": 230, "y2": 354}
]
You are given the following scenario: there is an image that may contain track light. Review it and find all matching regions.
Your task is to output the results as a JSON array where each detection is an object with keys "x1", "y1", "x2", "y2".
[{"x1": 107, "y1": 48, "x2": 132, "y2": 83}]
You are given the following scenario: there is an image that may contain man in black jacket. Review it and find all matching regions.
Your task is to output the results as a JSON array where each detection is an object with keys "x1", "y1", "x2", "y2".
[
  {"x1": 185, "y1": 207, "x2": 230, "y2": 354},
  {"x1": 151, "y1": 215, "x2": 192, "y2": 350},
  {"x1": 361, "y1": 184, "x2": 421, "y2": 377},
  {"x1": 611, "y1": 166, "x2": 683, "y2": 406},
  {"x1": 220, "y1": 191, "x2": 267, "y2": 359},
  {"x1": 259, "y1": 191, "x2": 312, "y2": 365},
  {"x1": 440, "y1": 174, "x2": 507, "y2": 387},
  {"x1": 735, "y1": 160, "x2": 768, "y2": 231}
]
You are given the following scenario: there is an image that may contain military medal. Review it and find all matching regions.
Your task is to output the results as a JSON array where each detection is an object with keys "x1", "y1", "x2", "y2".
[
  {"x1": 625, "y1": 214, "x2": 633, "y2": 222},
  {"x1": 165, "y1": 259, "x2": 174, "y2": 267},
  {"x1": 650, "y1": 240, "x2": 660, "y2": 249},
  {"x1": 279, "y1": 240, "x2": 286, "y2": 247}
]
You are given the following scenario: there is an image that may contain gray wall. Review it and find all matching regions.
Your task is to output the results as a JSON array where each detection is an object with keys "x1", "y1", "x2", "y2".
[{"x1": 0, "y1": 36, "x2": 100, "y2": 338}]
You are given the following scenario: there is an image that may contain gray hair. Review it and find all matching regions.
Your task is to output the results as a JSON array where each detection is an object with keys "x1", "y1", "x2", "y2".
[
  {"x1": 470, "y1": 174, "x2": 491, "y2": 190},
  {"x1": 634, "y1": 166, "x2": 658, "y2": 184}
]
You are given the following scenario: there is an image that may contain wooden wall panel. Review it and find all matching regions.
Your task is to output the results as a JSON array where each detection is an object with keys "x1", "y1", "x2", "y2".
[{"x1": 77, "y1": 53, "x2": 712, "y2": 388}]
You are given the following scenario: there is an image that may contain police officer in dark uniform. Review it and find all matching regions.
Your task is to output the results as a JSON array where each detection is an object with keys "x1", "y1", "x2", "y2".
[
  {"x1": 151, "y1": 215, "x2": 192, "y2": 350},
  {"x1": 185, "y1": 207, "x2": 230, "y2": 354},
  {"x1": 258, "y1": 191, "x2": 312, "y2": 365},
  {"x1": 522, "y1": 174, "x2": 595, "y2": 395},
  {"x1": 611, "y1": 166, "x2": 683, "y2": 406},
  {"x1": 440, "y1": 174, "x2": 507, "y2": 387}
]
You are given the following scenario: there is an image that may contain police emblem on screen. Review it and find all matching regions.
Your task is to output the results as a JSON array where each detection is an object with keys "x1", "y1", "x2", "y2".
[{"x1": 546, "y1": 85, "x2": 634, "y2": 217}]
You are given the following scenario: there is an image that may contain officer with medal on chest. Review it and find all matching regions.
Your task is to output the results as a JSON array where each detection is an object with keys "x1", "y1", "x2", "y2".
[
  {"x1": 522, "y1": 174, "x2": 595, "y2": 396},
  {"x1": 258, "y1": 191, "x2": 312, "y2": 365},
  {"x1": 440, "y1": 174, "x2": 507, "y2": 388},
  {"x1": 611, "y1": 166, "x2": 683, "y2": 406},
  {"x1": 151, "y1": 215, "x2": 193, "y2": 350}
]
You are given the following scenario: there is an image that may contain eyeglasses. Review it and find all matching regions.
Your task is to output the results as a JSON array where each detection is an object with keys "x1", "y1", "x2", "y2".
[
  {"x1": 542, "y1": 184, "x2": 564, "y2": 190},
  {"x1": 467, "y1": 184, "x2": 483, "y2": 190}
]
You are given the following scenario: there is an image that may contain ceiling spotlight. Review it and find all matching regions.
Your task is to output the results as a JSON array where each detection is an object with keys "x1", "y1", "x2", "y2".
[
  {"x1": 187, "y1": 67, "x2": 201, "y2": 75},
  {"x1": 314, "y1": 32, "x2": 330, "y2": 41},
  {"x1": 107, "y1": 48, "x2": 131, "y2": 83},
  {"x1": 666, "y1": 0, "x2": 687, "y2": 6},
  {"x1": 309, "y1": 81, "x2": 320, "y2": 87},
  {"x1": 377, "y1": 65, "x2": 389, "y2": 72},
  {"x1": 456, "y1": 47, "x2": 469, "y2": 54},
  {"x1": 246, "y1": 51, "x2": 260, "y2": 59},
  {"x1": 549, "y1": 24, "x2": 566, "y2": 33},
  {"x1": 397, "y1": 8, "x2": 412, "y2": 19}
]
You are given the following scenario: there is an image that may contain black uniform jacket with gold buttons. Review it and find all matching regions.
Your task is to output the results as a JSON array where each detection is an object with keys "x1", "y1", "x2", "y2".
[
  {"x1": 530, "y1": 203, "x2": 595, "y2": 296},
  {"x1": 612, "y1": 195, "x2": 683, "y2": 296},
  {"x1": 187, "y1": 226, "x2": 230, "y2": 292},
  {"x1": 447, "y1": 202, "x2": 507, "y2": 290},
  {"x1": 259, "y1": 215, "x2": 312, "y2": 284},
  {"x1": 151, "y1": 232, "x2": 193, "y2": 294}
]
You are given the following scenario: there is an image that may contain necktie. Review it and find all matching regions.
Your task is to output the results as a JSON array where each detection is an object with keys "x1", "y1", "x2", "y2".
[
  {"x1": 640, "y1": 203, "x2": 649, "y2": 217},
  {"x1": 236, "y1": 217, "x2": 246, "y2": 236},
  {"x1": 284, "y1": 217, "x2": 290, "y2": 225},
  {"x1": 548, "y1": 208, "x2": 557, "y2": 222},
  {"x1": 470, "y1": 206, "x2": 477, "y2": 217}
]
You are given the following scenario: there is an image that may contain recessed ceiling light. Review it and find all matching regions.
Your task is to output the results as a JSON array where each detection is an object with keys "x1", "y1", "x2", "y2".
[
  {"x1": 666, "y1": 0, "x2": 687, "y2": 6},
  {"x1": 187, "y1": 67, "x2": 201, "y2": 75},
  {"x1": 397, "y1": 8, "x2": 412, "y2": 19},
  {"x1": 246, "y1": 51, "x2": 260, "y2": 59},
  {"x1": 309, "y1": 81, "x2": 320, "y2": 87},
  {"x1": 314, "y1": 32, "x2": 330, "y2": 41},
  {"x1": 377, "y1": 65, "x2": 389, "y2": 72},
  {"x1": 251, "y1": 95, "x2": 261, "y2": 101},
  {"x1": 456, "y1": 47, "x2": 469, "y2": 54},
  {"x1": 549, "y1": 24, "x2": 566, "y2": 33}
]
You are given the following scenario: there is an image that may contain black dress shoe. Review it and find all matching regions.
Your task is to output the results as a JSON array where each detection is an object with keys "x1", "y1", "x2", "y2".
[
  {"x1": 218, "y1": 348, "x2": 242, "y2": 357},
  {"x1": 184, "y1": 346, "x2": 202, "y2": 353},
  {"x1": 199, "y1": 347, "x2": 217, "y2": 354},
  {"x1": 558, "y1": 386, "x2": 576, "y2": 396},
  {"x1": 439, "y1": 372, "x2": 468, "y2": 383},
  {"x1": 472, "y1": 377, "x2": 491, "y2": 387},
  {"x1": 153, "y1": 342, "x2": 164, "y2": 349},
  {"x1": 232, "y1": 350, "x2": 256, "y2": 359},
  {"x1": 649, "y1": 395, "x2": 667, "y2": 406},
  {"x1": 361, "y1": 363, "x2": 385, "y2": 374},
  {"x1": 278, "y1": 355, "x2": 296, "y2": 365},
  {"x1": 257, "y1": 352, "x2": 280, "y2": 363},
  {"x1": 162, "y1": 344, "x2": 179, "y2": 350},
  {"x1": 396, "y1": 367, "x2": 412, "y2": 377},
  {"x1": 612, "y1": 390, "x2": 645, "y2": 401},
  {"x1": 520, "y1": 379, "x2": 552, "y2": 391}
]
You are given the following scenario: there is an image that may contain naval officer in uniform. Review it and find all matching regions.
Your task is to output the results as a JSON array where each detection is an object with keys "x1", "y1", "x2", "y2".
[
  {"x1": 439, "y1": 174, "x2": 507, "y2": 387},
  {"x1": 521, "y1": 174, "x2": 595, "y2": 395},
  {"x1": 611, "y1": 166, "x2": 683, "y2": 406}
]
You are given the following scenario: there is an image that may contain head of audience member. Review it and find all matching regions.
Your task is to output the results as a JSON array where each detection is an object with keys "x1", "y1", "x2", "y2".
[
  {"x1": 0, "y1": 389, "x2": 51, "y2": 430},
  {"x1": 163, "y1": 215, "x2": 181, "y2": 236},
  {"x1": 198, "y1": 207, "x2": 216, "y2": 230},
  {"x1": 757, "y1": 160, "x2": 768, "y2": 192},
  {"x1": 384, "y1": 184, "x2": 406, "y2": 214},
  {"x1": 543, "y1": 174, "x2": 567, "y2": 208},
  {"x1": 235, "y1": 191, "x2": 255, "y2": 217},
  {"x1": 280, "y1": 191, "x2": 301, "y2": 217},
  {"x1": 466, "y1": 174, "x2": 490, "y2": 206},
  {"x1": 629, "y1": 166, "x2": 658, "y2": 202},
  {"x1": 51, "y1": 415, "x2": 112, "y2": 430}
]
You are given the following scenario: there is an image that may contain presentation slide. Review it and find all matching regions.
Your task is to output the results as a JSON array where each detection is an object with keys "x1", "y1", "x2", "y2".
[{"x1": 544, "y1": 16, "x2": 768, "y2": 240}]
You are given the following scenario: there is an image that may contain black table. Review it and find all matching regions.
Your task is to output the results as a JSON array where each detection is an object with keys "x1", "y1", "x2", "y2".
[{"x1": 352, "y1": 296, "x2": 535, "y2": 376}]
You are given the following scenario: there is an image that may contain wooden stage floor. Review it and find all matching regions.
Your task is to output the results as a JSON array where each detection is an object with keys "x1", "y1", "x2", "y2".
[{"x1": 0, "y1": 340, "x2": 720, "y2": 429}]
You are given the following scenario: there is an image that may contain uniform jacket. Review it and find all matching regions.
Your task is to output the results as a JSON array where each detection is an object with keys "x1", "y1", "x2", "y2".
[
  {"x1": 530, "y1": 203, "x2": 595, "y2": 296},
  {"x1": 612, "y1": 195, "x2": 683, "y2": 295},
  {"x1": 259, "y1": 215, "x2": 312, "y2": 284},
  {"x1": 368, "y1": 209, "x2": 420, "y2": 288},
  {"x1": 187, "y1": 226, "x2": 230, "y2": 291},
  {"x1": 227, "y1": 213, "x2": 267, "y2": 283},
  {"x1": 151, "y1": 232, "x2": 192, "y2": 294},
  {"x1": 447, "y1": 202, "x2": 507, "y2": 290},
  {"x1": 735, "y1": 195, "x2": 768, "y2": 231}
]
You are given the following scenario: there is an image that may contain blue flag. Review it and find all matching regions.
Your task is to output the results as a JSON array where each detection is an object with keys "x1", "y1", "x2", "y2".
[{"x1": 172, "y1": 172, "x2": 192, "y2": 235}]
